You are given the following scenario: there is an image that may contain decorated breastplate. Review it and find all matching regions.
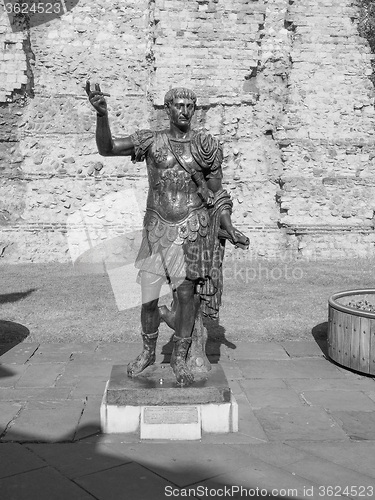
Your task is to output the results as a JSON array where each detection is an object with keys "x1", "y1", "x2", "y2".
[
  {"x1": 150, "y1": 133, "x2": 198, "y2": 173},
  {"x1": 157, "y1": 168, "x2": 192, "y2": 193}
]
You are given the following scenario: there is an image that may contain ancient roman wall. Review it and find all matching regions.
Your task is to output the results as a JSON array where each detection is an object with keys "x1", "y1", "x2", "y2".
[
  {"x1": 0, "y1": 0, "x2": 374, "y2": 263},
  {"x1": 277, "y1": 0, "x2": 375, "y2": 258}
]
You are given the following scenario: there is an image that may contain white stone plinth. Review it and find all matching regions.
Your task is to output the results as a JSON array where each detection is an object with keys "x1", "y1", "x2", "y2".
[
  {"x1": 100, "y1": 389, "x2": 238, "y2": 440},
  {"x1": 100, "y1": 364, "x2": 238, "y2": 439}
]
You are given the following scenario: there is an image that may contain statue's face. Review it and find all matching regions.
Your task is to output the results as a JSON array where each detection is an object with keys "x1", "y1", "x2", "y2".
[{"x1": 167, "y1": 97, "x2": 195, "y2": 130}]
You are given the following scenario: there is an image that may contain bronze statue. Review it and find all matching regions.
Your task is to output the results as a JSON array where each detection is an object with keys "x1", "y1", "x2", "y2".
[{"x1": 86, "y1": 82, "x2": 249, "y2": 386}]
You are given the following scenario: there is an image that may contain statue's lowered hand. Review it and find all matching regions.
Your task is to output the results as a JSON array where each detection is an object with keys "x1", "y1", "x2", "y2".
[
  {"x1": 197, "y1": 185, "x2": 214, "y2": 207},
  {"x1": 218, "y1": 227, "x2": 249, "y2": 249}
]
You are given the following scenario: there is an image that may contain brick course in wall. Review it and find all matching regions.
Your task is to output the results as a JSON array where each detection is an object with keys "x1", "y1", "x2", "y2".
[{"x1": 0, "y1": 0, "x2": 374, "y2": 262}]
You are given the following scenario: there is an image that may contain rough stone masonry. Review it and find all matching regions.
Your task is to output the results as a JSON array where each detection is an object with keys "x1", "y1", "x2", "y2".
[{"x1": 0, "y1": 0, "x2": 375, "y2": 263}]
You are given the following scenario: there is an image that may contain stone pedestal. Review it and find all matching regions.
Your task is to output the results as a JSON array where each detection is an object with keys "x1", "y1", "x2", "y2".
[{"x1": 100, "y1": 364, "x2": 238, "y2": 440}]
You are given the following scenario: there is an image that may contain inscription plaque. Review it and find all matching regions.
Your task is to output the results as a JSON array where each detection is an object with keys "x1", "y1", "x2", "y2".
[{"x1": 144, "y1": 406, "x2": 199, "y2": 425}]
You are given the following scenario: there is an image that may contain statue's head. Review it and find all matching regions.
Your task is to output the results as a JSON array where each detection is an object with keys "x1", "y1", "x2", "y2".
[
  {"x1": 164, "y1": 88, "x2": 197, "y2": 131},
  {"x1": 164, "y1": 88, "x2": 197, "y2": 109}
]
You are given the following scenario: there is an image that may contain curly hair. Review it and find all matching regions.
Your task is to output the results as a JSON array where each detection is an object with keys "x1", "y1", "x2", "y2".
[{"x1": 164, "y1": 88, "x2": 197, "y2": 108}]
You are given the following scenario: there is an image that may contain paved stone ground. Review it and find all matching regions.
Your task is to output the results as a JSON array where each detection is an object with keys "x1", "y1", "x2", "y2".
[{"x1": 1, "y1": 340, "x2": 375, "y2": 499}]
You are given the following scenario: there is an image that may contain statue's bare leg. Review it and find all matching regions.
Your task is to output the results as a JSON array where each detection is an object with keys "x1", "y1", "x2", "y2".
[
  {"x1": 127, "y1": 273, "x2": 163, "y2": 377},
  {"x1": 170, "y1": 279, "x2": 196, "y2": 385}
]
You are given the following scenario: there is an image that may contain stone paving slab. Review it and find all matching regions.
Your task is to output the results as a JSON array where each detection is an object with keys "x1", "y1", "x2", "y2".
[
  {"x1": 0, "y1": 402, "x2": 23, "y2": 434},
  {"x1": 2, "y1": 400, "x2": 85, "y2": 442},
  {"x1": 286, "y1": 376, "x2": 375, "y2": 392},
  {"x1": 0, "y1": 466, "x2": 96, "y2": 500},
  {"x1": 15, "y1": 362, "x2": 67, "y2": 388},
  {"x1": 220, "y1": 361, "x2": 244, "y2": 380},
  {"x1": 86, "y1": 430, "x2": 265, "y2": 446},
  {"x1": 280, "y1": 340, "x2": 325, "y2": 358},
  {"x1": 196, "y1": 461, "x2": 335, "y2": 500},
  {"x1": 0, "y1": 387, "x2": 72, "y2": 402},
  {"x1": 254, "y1": 406, "x2": 349, "y2": 442},
  {"x1": 97, "y1": 442, "x2": 268, "y2": 488},
  {"x1": 0, "y1": 343, "x2": 39, "y2": 364},
  {"x1": 0, "y1": 443, "x2": 46, "y2": 479},
  {"x1": 74, "y1": 396, "x2": 102, "y2": 441},
  {"x1": 31, "y1": 340, "x2": 100, "y2": 356},
  {"x1": 31, "y1": 343, "x2": 98, "y2": 355},
  {"x1": 283, "y1": 455, "x2": 375, "y2": 490},
  {"x1": 341, "y1": 368, "x2": 375, "y2": 381},
  {"x1": 55, "y1": 360, "x2": 111, "y2": 384},
  {"x1": 329, "y1": 410, "x2": 375, "y2": 441},
  {"x1": 52, "y1": 343, "x2": 99, "y2": 360},
  {"x1": 241, "y1": 387, "x2": 306, "y2": 410},
  {"x1": 75, "y1": 461, "x2": 174, "y2": 500},
  {"x1": 237, "y1": 358, "x2": 346, "y2": 379},
  {"x1": 81, "y1": 433, "x2": 140, "y2": 445},
  {"x1": 54, "y1": 363, "x2": 111, "y2": 396},
  {"x1": 68, "y1": 375, "x2": 109, "y2": 399},
  {"x1": 27, "y1": 344, "x2": 98, "y2": 365},
  {"x1": 29, "y1": 350, "x2": 71, "y2": 363},
  {"x1": 235, "y1": 393, "x2": 268, "y2": 443},
  {"x1": 0, "y1": 364, "x2": 27, "y2": 388},
  {"x1": 200, "y1": 431, "x2": 266, "y2": 445},
  {"x1": 240, "y1": 378, "x2": 288, "y2": 390},
  {"x1": 288, "y1": 441, "x2": 375, "y2": 479},
  {"x1": 229, "y1": 443, "x2": 310, "y2": 468},
  {"x1": 227, "y1": 379, "x2": 242, "y2": 396},
  {"x1": 27, "y1": 442, "x2": 131, "y2": 479},
  {"x1": 0, "y1": 343, "x2": 16, "y2": 356},
  {"x1": 301, "y1": 389, "x2": 375, "y2": 411},
  {"x1": 92, "y1": 342, "x2": 144, "y2": 362},
  {"x1": 223, "y1": 342, "x2": 290, "y2": 360}
]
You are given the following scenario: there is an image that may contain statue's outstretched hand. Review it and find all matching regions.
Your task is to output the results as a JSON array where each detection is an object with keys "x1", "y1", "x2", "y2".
[{"x1": 86, "y1": 80, "x2": 109, "y2": 117}]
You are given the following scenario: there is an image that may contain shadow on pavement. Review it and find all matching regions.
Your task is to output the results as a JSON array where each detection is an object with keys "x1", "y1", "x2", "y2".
[
  {"x1": 311, "y1": 321, "x2": 328, "y2": 357},
  {"x1": 205, "y1": 320, "x2": 236, "y2": 363},
  {"x1": 0, "y1": 425, "x2": 298, "y2": 500},
  {"x1": 0, "y1": 364, "x2": 18, "y2": 379}
]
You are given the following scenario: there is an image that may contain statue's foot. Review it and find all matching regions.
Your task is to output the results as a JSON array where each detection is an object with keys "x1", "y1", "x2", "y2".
[
  {"x1": 127, "y1": 350, "x2": 156, "y2": 377},
  {"x1": 127, "y1": 330, "x2": 158, "y2": 377},
  {"x1": 170, "y1": 335, "x2": 194, "y2": 386},
  {"x1": 171, "y1": 358, "x2": 194, "y2": 385}
]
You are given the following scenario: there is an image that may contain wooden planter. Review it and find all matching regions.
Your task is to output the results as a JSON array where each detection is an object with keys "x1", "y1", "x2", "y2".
[{"x1": 328, "y1": 290, "x2": 375, "y2": 375}]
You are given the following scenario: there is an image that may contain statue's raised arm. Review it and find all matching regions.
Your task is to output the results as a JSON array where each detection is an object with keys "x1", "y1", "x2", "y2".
[{"x1": 86, "y1": 80, "x2": 134, "y2": 157}]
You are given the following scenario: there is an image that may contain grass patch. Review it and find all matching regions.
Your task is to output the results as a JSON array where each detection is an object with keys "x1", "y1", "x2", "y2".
[{"x1": 1, "y1": 258, "x2": 375, "y2": 344}]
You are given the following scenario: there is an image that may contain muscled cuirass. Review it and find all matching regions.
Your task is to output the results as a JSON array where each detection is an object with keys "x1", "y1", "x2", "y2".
[{"x1": 146, "y1": 134, "x2": 204, "y2": 222}]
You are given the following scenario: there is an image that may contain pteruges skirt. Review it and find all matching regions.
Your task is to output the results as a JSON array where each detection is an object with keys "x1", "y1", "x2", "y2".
[{"x1": 135, "y1": 207, "x2": 213, "y2": 282}]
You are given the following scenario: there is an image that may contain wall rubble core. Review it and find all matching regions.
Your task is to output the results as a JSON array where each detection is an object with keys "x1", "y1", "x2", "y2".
[{"x1": 0, "y1": 0, "x2": 374, "y2": 263}]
